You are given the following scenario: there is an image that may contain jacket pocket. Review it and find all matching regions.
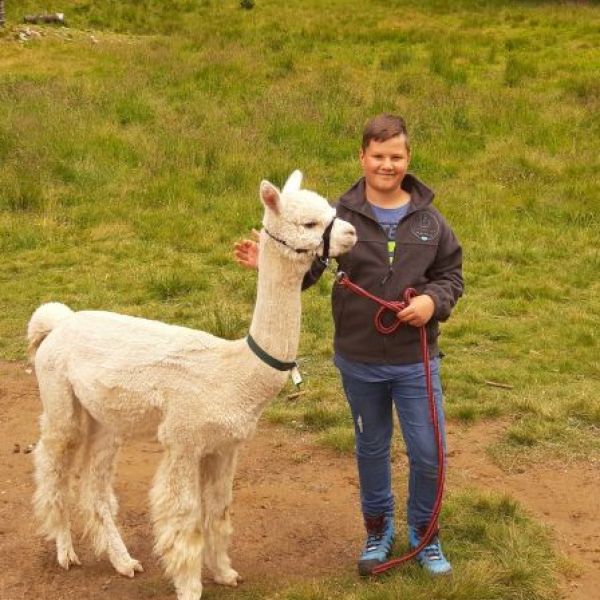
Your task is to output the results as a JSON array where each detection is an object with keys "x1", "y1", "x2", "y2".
[{"x1": 393, "y1": 240, "x2": 438, "y2": 273}]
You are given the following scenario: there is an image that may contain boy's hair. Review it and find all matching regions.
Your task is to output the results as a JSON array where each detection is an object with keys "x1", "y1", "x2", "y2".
[{"x1": 361, "y1": 113, "x2": 410, "y2": 152}]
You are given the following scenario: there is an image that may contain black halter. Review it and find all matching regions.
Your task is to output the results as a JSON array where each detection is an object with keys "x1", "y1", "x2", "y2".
[
  {"x1": 264, "y1": 216, "x2": 337, "y2": 258},
  {"x1": 320, "y1": 216, "x2": 336, "y2": 261}
]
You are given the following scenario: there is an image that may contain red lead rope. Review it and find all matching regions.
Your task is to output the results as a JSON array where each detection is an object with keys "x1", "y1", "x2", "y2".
[{"x1": 335, "y1": 272, "x2": 446, "y2": 575}]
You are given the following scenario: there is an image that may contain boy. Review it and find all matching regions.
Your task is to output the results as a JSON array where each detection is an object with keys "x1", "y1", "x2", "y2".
[{"x1": 235, "y1": 113, "x2": 463, "y2": 575}]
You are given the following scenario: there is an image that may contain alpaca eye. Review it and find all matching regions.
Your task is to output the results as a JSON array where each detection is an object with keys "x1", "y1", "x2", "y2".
[{"x1": 303, "y1": 221, "x2": 318, "y2": 229}]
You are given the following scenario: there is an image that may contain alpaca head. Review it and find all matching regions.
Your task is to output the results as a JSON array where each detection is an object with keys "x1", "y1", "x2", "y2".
[{"x1": 260, "y1": 170, "x2": 356, "y2": 263}]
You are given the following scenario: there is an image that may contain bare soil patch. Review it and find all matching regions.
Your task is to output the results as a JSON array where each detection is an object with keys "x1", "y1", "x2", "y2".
[{"x1": 0, "y1": 361, "x2": 597, "y2": 599}]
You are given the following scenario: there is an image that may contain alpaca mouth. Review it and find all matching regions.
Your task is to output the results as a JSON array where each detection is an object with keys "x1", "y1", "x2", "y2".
[
  {"x1": 340, "y1": 238, "x2": 357, "y2": 253},
  {"x1": 329, "y1": 229, "x2": 357, "y2": 257}
]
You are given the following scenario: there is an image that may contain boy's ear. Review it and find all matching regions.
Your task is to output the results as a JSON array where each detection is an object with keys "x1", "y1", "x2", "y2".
[
  {"x1": 260, "y1": 180, "x2": 281, "y2": 215},
  {"x1": 359, "y1": 147, "x2": 366, "y2": 168}
]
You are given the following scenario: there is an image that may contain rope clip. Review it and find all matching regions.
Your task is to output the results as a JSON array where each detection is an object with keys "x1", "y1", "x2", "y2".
[{"x1": 335, "y1": 270, "x2": 348, "y2": 284}]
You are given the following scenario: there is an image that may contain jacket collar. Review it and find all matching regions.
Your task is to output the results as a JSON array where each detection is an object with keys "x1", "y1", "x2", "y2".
[{"x1": 337, "y1": 174, "x2": 435, "y2": 220}]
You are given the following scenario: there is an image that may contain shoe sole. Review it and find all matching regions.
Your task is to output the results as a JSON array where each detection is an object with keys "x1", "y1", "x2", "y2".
[{"x1": 358, "y1": 559, "x2": 383, "y2": 577}]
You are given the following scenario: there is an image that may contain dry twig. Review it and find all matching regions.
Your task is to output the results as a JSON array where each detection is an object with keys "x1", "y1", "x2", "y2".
[{"x1": 484, "y1": 380, "x2": 514, "y2": 390}]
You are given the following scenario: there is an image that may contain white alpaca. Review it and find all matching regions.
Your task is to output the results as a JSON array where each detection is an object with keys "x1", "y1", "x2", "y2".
[{"x1": 27, "y1": 171, "x2": 356, "y2": 600}]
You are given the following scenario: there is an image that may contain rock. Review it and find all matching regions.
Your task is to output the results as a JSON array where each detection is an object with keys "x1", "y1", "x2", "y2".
[{"x1": 23, "y1": 13, "x2": 66, "y2": 26}]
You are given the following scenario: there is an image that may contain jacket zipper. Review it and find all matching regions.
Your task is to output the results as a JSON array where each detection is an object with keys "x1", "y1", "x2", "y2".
[{"x1": 339, "y1": 201, "x2": 425, "y2": 363}]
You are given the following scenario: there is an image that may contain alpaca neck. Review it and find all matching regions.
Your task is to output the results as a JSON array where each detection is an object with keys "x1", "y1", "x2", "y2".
[{"x1": 248, "y1": 239, "x2": 307, "y2": 363}]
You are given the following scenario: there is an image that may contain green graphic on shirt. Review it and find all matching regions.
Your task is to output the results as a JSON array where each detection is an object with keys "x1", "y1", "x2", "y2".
[{"x1": 387, "y1": 240, "x2": 395, "y2": 264}]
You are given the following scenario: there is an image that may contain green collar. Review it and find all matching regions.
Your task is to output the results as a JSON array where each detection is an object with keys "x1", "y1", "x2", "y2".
[{"x1": 246, "y1": 334, "x2": 297, "y2": 372}]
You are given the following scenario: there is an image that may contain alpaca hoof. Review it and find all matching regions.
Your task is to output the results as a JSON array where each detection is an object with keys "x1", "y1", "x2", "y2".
[
  {"x1": 58, "y1": 548, "x2": 81, "y2": 570},
  {"x1": 116, "y1": 558, "x2": 143, "y2": 578},
  {"x1": 176, "y1": 584, "x2": 203, "y2": 600},
  {"x1": 214, "y1": 568, "x2": 241, "y2": 587}
]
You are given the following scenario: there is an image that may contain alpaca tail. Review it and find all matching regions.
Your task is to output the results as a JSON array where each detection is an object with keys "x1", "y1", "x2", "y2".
[{"x1": 27, "y1": 302, "x2": 74, "y2": 359}]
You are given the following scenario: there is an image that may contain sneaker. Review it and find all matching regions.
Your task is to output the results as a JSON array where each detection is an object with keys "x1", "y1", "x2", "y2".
[
  {"x1": 358, "y1": 514, "x2": 395, "y2": 576},
  {"x1": 408, "y1": 525, "x2": 452, "y2": 575}
]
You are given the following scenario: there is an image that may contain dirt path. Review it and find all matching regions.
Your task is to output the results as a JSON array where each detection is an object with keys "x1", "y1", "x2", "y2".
[{"x1": 0, "y1": 361, "x2": 597, "y2": 599}]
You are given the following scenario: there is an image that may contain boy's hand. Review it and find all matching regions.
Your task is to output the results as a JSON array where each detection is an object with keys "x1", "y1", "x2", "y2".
[
  {"x1": 397, "y1": 294, "x2": 435, "y2": 327},
  {"x1": 233, "y1": 229, "x2": 260, "y2": 270}
]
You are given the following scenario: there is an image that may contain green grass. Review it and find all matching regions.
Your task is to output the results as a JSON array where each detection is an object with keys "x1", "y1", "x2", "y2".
[{"x1": 2, "y1": 1, "x2": 599, "y2": 597}]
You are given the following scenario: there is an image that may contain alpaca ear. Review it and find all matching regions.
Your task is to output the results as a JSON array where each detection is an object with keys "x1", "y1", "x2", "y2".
[
  {"x1": 260, "y1": 180, "x2": 281, "y2": 215},
  {"x1": 282, "y1": 170, "x2": 303, "y2": 194}
]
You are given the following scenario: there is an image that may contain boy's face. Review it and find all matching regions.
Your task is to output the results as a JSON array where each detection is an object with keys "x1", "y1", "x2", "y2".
[{"x1": 359, "y1": 135, "x2": 410, "y2": 194}]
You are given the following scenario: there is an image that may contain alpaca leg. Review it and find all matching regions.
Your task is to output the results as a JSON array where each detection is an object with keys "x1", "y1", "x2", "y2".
[
  {"x1": 150, "y1": 445, "x2": 203, "y2": 600},
  {"x1": 32, "y1": 380, "x2": 82, "y2": 570},
  {"x1": 80, "y1": 424, "x2": 142, "y2": 577},
  {"x1": 202, "y1": 446, "x2": 241, "y2": 587}
]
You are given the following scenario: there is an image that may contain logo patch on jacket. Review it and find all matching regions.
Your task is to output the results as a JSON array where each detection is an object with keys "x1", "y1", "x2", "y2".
[{"x1": 410, "y1": 213, "x2": 440, "y2": 242}]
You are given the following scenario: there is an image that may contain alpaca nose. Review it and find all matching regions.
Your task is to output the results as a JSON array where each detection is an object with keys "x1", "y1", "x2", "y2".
[
  {"x1": 344, "y1": 223, "x2": 357, "y2": 241},
  {"x1": 338, "y1": 222, "x2": 357, "y2": 250}
]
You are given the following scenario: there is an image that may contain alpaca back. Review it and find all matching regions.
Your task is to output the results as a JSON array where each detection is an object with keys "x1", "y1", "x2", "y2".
[
  {"x1": 27, "y1": 302, "x2": 74, "y2": 358},
  {"x1": 31, "y1": 309, "x2": 231, "y2": 431}
]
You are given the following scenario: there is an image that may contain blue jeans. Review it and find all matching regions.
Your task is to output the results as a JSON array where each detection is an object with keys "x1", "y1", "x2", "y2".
[{"x1": 339, "y1": 358, "x2": 446, "y2": 528}]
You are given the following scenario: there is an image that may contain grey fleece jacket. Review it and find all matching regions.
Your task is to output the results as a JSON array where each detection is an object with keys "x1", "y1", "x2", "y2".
[{"x1": 303, "y1": 175, "x2": 463, "y2": 364}]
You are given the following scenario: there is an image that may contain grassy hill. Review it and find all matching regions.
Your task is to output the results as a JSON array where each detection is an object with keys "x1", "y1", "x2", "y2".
[{"x1": 1, "y1": 1, "x2": 598, "y2": 598}]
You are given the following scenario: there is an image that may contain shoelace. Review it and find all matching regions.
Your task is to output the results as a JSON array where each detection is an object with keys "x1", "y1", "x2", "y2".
[
  {"x1": 365, "y1": 531, "x2": 394, "y2": 553},
  {"x1": 421, "y1": 539, "x2": 443, "y2": 561},
  {"x1": 365, "y1": 532, "x2": 383, "y2": 551}
]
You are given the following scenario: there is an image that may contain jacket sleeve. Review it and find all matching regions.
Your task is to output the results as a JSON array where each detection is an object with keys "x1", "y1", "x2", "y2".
[
  {"x1": 301, "y1": 257, "x2": 329, "y2": 291},
  {"x1": 422, "y1": 223, "x2": 463, "y2": 322}
]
